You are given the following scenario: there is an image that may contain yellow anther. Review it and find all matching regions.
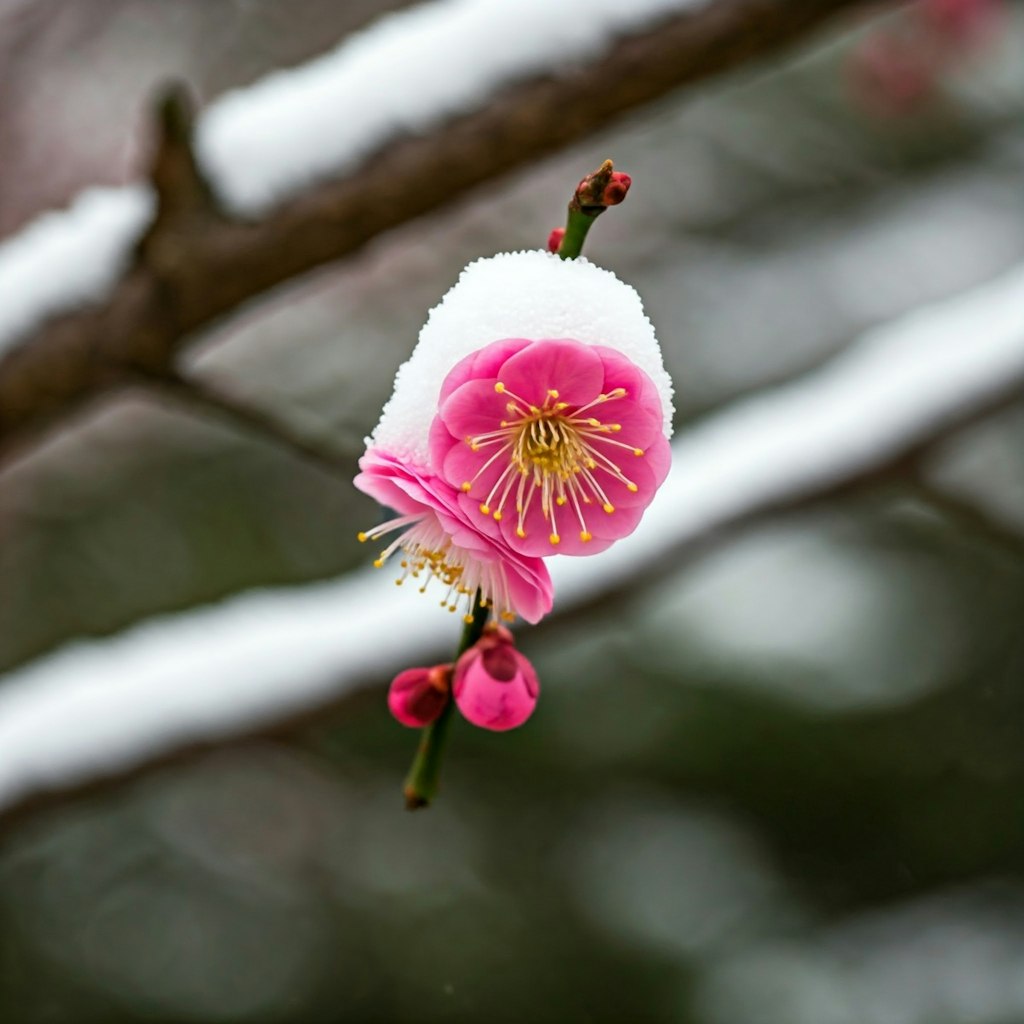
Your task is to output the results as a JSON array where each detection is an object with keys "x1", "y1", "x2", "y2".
[
  {"x1": 555, "y1": 496, "x2": 567, "y2": 506},
  {"x1": 479, "y1": 503, "x2": 490, "y2": 515},
  {"x1": 469, "y1": 443, "x2": 480, "y2": 451},
  {"x1": 495, "y1": 382, "x2": 506, "y2": 393},
  {"x1": 626, "y1": 483, "x2": 639, "y2": 493},
  {"x1": 516, "y1": 526, "x2": 526, "y2": 538},
  {"x1": 357, "y1": 532, "x2": 368, "y2": 543},
  {"x1": 580, "y1": 531, "x2": 593, "y2": 542},
  {"x1": 555, "y1": 402, "x2": 569, "y2": 411},
  {"x1": 461, "y1": 482, "x2": 472, "y2": 492},
  {"x1": 493, "y1": 511, "x2": 503, "y2": 521},
  {"x1": 547, "y1": 389, "x2": 559, "y2": 399},
  {"x1": 373, "y1": 558, "x2": 384, "y2": 568},
  {"x1": 588, "y1": 418, "x2": 601, "y2": 427},
  {"x1": 610, "y1": 424, "x2": 622, "y2": 432},
  {"x1": 463, "y1": 614, "x2": 474, "y2": 624},
  {"x1": 603, "y1": 502, "x2": 615, "y2": 514},
  {"x1": 549, "y1": 533, "x2": 560, "y2": 546},
  {"x1": 501, "y1": 611, "x2": 516, "y2": 622},
  {"x1": 449, "y1": 606, "x2": 457, "y2": 613},
  {"x1": 395, "y1": 579, "x2": 403, "y2": 586},
  {"x1": 633, "y1": 448, "x2": 644, "y2": 457}
]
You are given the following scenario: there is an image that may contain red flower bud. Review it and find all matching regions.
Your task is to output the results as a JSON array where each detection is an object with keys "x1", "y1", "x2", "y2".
[
  {"x1": 388, "y1": 663, "x2": 452, "y2": 728},
  {"x1": 601, "y1": 171, "x2": 631, "y2": 206},
  {"x1": 547, "y1": 226, "x2": 566, "y2": 253}
]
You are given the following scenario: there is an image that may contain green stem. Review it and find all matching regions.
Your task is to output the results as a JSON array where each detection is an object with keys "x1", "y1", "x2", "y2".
[
  {"x1": 556, "y1": 158, "x2": 619, "y2": 260},
  {"x1": 403, "y1": 592, "x2": 489, "y2": 810},
  {"x1": 557, "y1": 204, "x2": 602, "y2": 260},
  {"x1": 403, "y1": 160, "x2": 624, "y2": 808}
]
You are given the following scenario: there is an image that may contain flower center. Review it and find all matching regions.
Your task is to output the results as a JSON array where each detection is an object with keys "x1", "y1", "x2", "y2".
[
  {"x1": 358, "y1": 514, "x2": 515, "y2": 622},
  {"x1": 462, "y1": 383, "x2": 644, "y2": 546}
]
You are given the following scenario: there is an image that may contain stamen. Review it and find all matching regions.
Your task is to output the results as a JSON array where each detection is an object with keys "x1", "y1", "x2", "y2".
[{"x1": 458, "y1": 378, "x2": 647, "y2": 543}]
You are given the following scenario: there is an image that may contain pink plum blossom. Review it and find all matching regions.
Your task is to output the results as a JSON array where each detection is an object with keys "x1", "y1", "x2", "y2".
[
  {"x1": 430, "y1": 337, "x2": 671, "y2": 557},
  {"x1": 453, "y1": 626, "x2": 539, "y2": 731},
  {"x1": 355, "y1": 450, "x2": 553, "y2": 624},
  {"x1": 388, "y1": 664, "x2": 452, "y2": 728}
]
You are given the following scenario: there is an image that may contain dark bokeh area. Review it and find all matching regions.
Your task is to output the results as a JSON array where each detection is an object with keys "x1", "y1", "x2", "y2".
[{"x1": 3, "y1": 0, "x2": 1024, "y2": 1021}]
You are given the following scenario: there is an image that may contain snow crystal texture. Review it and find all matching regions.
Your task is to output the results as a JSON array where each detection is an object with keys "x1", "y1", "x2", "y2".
[{"x1": 368, "y1": 250, "x2": 676, "y2": 465}]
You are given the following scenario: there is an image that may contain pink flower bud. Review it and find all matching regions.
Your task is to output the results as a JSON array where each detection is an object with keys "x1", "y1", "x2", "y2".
[
  {"x1": 547, "y1": 226, "x2": 566, "y2": 253},
  {"x1": 388, "y1": 664, "x2": 452, "y2": 728},
  {"x1": 601, "y1": 171, "x2": 631, "y2": 206},
  {"x1": 453, "y1": 629, "x2": 539, "y2": 731}
]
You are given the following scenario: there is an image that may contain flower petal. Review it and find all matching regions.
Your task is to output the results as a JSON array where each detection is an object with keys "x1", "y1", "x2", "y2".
[
  {"x1": 438, "y1": 337, "x2": 532, "y2": 404},
  {"x1": 498, "y1": 338, "x2": 605, "y2": 408}
]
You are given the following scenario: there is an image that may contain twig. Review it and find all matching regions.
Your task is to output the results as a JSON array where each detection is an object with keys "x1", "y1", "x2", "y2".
[
  {"x1": 141, "y1": 370, "x2": 358, "y2": 478},
  {"x1": 904, "y1": 477, "x2": 1024, "y2": 561}
]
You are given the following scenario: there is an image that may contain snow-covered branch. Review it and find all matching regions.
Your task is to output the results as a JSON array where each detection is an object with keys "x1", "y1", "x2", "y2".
[
  {"x1": 0, "y1": 0, "x2": 877, "y2": 465},
  {"x1": 1, "y1": 258, "x2": 1023, "y2": 826}
]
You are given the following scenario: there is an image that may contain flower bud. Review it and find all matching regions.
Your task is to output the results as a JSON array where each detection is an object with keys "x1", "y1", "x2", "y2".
[
  {"x1": 546, "y1": 226, "x2": 566, "y2": 253},
  {"x1": 601, "y1": 171, "x2": 631, "y2": 206},
  {"x1": 453, "y1": 629, "x2": 539, "y2": 731},
  {"x1": 388, "y1": 664, "x2": 452, "y2": 728}
]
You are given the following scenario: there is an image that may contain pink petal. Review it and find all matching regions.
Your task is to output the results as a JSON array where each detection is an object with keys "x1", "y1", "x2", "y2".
[
  {"x1": 439, "y1": 378, "x2": 511, "y2": 440},
  {"x1": 438, "y1": 338, "x2": 533, "y2": 404},
  {"x1": 444, "y1": 440, "x2": 508, "y2": 507},
  {"x1": 579, "y1": 400, "x2": 663, "y2": 450},
  {"x1": 498, "y1": 339, "x2": 605, "y2": 408}
]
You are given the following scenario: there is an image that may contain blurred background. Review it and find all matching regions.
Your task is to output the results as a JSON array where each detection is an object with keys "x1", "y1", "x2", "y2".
[{"x1": 3, "y1": 0, "x2": 1024, "y2": 1020}]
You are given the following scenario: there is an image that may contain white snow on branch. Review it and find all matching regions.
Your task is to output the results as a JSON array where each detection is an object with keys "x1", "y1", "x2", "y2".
[
  {"x1": 2, "y1": 260, "x2": 1024, "y2": 813},
  {"x1": 0, "y1": 186, "x2": 153, "y2": 357},
  {"x1": 196, "y1": 0, "x2": 711, "y2": 215},
  {"x1": 0, "y1": 0, "x2": 708, "y2": 358}
]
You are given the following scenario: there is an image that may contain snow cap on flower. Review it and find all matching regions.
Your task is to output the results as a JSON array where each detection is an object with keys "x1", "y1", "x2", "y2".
[
  {"x1": 367, "y1": 250, "x2": 674, "y2": 468},
  {"x1": 453, "y1": 625, "x2": 539, "y2": 732}
]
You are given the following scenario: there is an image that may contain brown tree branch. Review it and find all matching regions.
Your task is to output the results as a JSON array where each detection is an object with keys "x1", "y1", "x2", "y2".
[
  {"x1": 140, "y1": 370, "x2": 359, "y2": 477},
  {"x1": 0, "y1": 0, "x2": 889, "y2": 467}
]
